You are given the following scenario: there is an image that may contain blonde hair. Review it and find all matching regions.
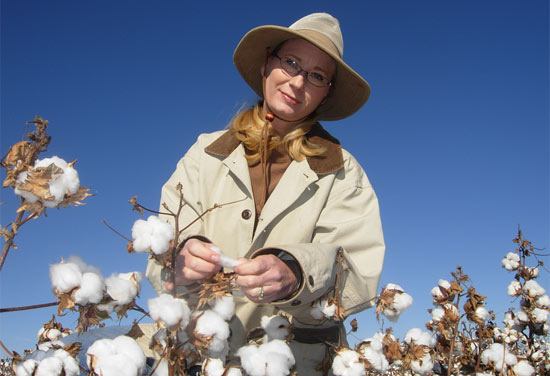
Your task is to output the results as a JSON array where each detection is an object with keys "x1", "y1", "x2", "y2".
[{"x1": 230, "y1": 103, "x2": 326, "y2": 165}]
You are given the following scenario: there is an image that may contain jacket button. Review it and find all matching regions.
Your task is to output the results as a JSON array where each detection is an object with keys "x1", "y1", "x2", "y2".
[
  {"x1": 308, "y1": 275, "x2": 314, "y2": 287},
  {"x1": 241, "y1": 209, "x2": 252, "y2": 220},
  {"x1": 291, "y1": 300, "x2": 301, "y2": 306}
]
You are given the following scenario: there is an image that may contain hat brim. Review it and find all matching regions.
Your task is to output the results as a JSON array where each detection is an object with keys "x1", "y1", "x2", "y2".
[{"x1": 233, "y1": 25, "x2": 370, "y2": 121}]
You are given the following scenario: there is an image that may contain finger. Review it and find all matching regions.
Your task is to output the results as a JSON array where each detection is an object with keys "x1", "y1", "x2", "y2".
[
  {"x1": 165, "y1": 281, "x2": 174, "y2": 291},
  {"x1": 234, "y1": 256, "x2": 269, "y2": 276},
  {"x1": 185, "y1": 240, "x2": 220, "y2": 264},
  {"x1": 245, "y1": 285, "x2": 271, "y2": 303}
]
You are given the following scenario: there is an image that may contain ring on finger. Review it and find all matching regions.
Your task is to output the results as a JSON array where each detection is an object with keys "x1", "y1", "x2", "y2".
[{"x1": 258, "y1": 286, "x2": 264, "y2": 301}]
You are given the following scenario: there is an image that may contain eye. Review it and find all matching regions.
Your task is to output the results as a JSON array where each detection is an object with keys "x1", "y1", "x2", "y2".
[
  {"x1": 309, "y1": 72, "x2": 327, "y2": 83},
  {"x1": 283, "y1": 57, "x2": 299, "y2": 70}
]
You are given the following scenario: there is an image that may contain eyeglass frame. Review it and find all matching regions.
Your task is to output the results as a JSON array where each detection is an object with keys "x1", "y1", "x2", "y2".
[{"x1": 271, "y1": 54, "x2": 333, "y2": 88}]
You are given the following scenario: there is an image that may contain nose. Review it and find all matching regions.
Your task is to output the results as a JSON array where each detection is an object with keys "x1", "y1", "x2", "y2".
[{"x1": 289, "y1": 71, "x2": 306, "y2": 89}]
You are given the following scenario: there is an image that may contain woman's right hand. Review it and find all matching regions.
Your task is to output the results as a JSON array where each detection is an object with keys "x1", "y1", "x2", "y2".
[{"x1": 165, "y1": 238, "x2": 221, "y2": 291}]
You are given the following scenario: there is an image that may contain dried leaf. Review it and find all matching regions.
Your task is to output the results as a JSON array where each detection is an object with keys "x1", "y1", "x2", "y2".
[
  {"x1": 350, "y1": 318, "x2": 358, "y2": 332},
  {"x1": 57, "y1": 186, "x2": 93, "y2": 208},
  {"x1": 62, "y1": 342, "x2": 81, "y2": 358},
  {"x1": 17, "y1": 164, "x2": 63, "y2": 201},
  {"x1": 3, "y1": 141, "x2": 32, "y2": 166},
  {"x1": 126, "y1": 321, "x2": 145, "y2": 340},
  {"x1": 16, "y1": 199, "x2": 46, "y2": 219},
  {"x1": 129, "y1": 195, "x2": 144, "y2": 215}
]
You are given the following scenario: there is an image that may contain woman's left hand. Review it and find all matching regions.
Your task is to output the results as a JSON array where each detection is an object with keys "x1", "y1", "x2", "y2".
[{"x1": 234, "y1": 254, "x2": 298, "y2": 303}]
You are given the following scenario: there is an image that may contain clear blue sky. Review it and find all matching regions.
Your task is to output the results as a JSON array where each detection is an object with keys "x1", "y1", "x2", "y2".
[{"x1": 1, "y1": 0, "x2": 548, "y2": 354}]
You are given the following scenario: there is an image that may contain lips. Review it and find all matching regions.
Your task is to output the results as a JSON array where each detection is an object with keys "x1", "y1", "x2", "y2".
[{"x1": 280, "y1": 91, "x2": 300, "y2": 105}]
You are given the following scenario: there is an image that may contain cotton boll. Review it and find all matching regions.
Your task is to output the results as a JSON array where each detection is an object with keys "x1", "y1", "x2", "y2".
[
  {"x1": 237, "y1": 340, "x2": 295, "y2": 376},
  {"x1": 210, "y1": 295, "x2": 235, "y2": 322},
  {"x1": 203, "y1": 358, "x2": 225, "y2": 376},
  {"x1": 404, "y1": 328, "x2": 435, "y2": 347},
  {"x1": 481, "y1": 343, "x2": 517, "y2": 372},
  {"x1": 310, "y1": 300, "x2": 325, "y2": 320},
  {"x1": 87, "y1": 336, "x2": 145, "y2": 376},
  {"x1": 226, "y1": 367, "x2": 243, "y2": 376},
  {"x1": 14, "y1": 358, "x2": 39, "y2": 376},
  {"x1": 74, "y1": 272, "x2": 105, "y2": 305},
  {"x1": 360, "y1": 346, "x2": 388, "y2": 373},
  {"x1": 49, "y1": 262, "x2": 82, "y2": 293},
  {"x1": 501, "y1": 252, "x2": 520, "y2": 270},
  {"x1": 536, "y1": 295, "x2": 550, "y2": 309},
  {"x1": 112, "y1": 336, "x2": 146, "y2": 373},
  {"x1": 51, "y1": 349, "x2": 79, "y2": 376},
  {"x1": 195, "y1": 310, "x2": 230, "y2": 355},
  {"x1": 34, "y1": 355, "x2": 63, "y2": 376},
  {"x1": 322, "y1": 301, "x2": 337, "y2": 318},
  {"x1": 148, "y1": 294, "x2": 191, "y2": 330},
  {"x1": 260, "y1": 340, "x2": 295, "y2": 376},
  {"x1": 513, "y1": 360, "x2": 535, "y2": 376},
  {"x1": 331, "y1": 349, "x2": 365, "y2": 376},
  {"x1": 410, "y1": 353, "x2": 433, "y2": 376},
  {"x1": 523, "y1": 280, "x2": 545, "y2": 298},
  {"x1": 431, "y1": 307, "x2": 444, "y2": 322},
  {"x1": 131, "y1": 216, "x2": 174, "y2": 255},
  {"x1": 261, "y1": 315, "x2": 291, "y2": 341},
  {"x1": 65, "y1": 255, "x2": 102, "y2": 275},
  {"x1": 475, "y1": 306, "x2": 490, "y2": 322},
  {"x1": 35, "y1": 157, "x2": 80, "y2": 206},
  {"x1": 104, "y1": 272, "x2": 142, "y2": 307},
  {"x1": 507, "y1": 281, "x2": 522, "y2": 297},
  {"x1": 531, "y1": 308, "x2": 549, "y2": 323},
  {"x1": 383, "y1": 290, "x2": 413, "y2": 322}
]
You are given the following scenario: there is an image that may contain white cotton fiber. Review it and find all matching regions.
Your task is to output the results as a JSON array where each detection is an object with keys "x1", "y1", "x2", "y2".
[
  {"x1": 86, "y1": 336, "x2": 145, "y2": 376},
  {"x1": 148, "y1": 293, "x2": 191, "y2": 330},
  {"x1": 131, "y1": 216, "x2": 174, "y2": 255},
  {"x1": 49, "y1": 262, "x2": 82, "y2": 293}
]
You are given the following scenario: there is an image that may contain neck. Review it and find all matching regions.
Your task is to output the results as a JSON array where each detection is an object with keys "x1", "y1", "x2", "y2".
[{"x1": 261, "y1": 103, "x2": 306, "y2": 137}]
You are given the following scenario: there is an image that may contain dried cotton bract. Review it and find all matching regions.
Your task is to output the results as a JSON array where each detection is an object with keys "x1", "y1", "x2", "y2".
[
  {"x1": 131, "y1": 215, "x2": 174, "y2": 255},
  {"x1": 86, "y1": 335, "x2": 146, "y2": 376},
  {"x1": 376, "y1": 283, "x2": 413, "y2": 322}
]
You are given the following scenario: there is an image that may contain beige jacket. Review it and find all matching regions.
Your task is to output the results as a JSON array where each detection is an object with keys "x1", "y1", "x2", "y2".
[{"x1": 146, "y1": 124, "x2": 385, "y2": 373}]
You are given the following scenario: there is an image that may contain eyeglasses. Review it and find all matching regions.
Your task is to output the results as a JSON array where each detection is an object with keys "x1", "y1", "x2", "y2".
[{"x1": 273, "y1": 54, "x2": 332, "y2": 88}]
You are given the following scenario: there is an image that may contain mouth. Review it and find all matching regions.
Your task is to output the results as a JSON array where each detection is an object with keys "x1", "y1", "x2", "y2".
[{"x1": 280, "y1": 91, "x2": 300, "y2": 105}]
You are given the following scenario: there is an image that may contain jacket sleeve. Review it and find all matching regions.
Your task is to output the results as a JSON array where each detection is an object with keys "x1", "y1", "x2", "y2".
[
  {"x1": 145, "y1": 137, "x2": 207, "y2": 296},
  {"x1": 251, "y1": 155, "x2": 385, "y2": 324}
]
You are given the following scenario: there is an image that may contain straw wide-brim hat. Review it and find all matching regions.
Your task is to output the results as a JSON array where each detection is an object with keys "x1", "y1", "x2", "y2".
[{"x1": 233, "y1": 13, "x2": 370, "y2": 121}]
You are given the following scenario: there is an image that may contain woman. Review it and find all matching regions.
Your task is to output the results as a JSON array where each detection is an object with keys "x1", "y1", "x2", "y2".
[{"x1": 146, "y1": 12, "x2": 385, "y2": 374}]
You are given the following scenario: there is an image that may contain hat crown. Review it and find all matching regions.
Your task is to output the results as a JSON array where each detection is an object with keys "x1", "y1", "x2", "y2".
[{"x1": 289, "y1": 13, "x2": 344, "y2": 57}]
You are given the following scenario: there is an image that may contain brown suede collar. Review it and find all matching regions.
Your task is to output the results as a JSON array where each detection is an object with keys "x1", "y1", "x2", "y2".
[{"x1": 204, "y1": 123, "x2": 344, "y2": 175}]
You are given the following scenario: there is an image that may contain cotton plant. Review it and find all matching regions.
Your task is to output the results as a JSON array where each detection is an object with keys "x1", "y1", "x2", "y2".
[{"x1": 49, "y1": 255, "x2": 144, "y2": 332}]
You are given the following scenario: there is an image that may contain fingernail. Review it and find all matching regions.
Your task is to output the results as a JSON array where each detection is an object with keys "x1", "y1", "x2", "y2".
[{"x1": 211, "y1": 254, "x2": 220, "y2": 262}]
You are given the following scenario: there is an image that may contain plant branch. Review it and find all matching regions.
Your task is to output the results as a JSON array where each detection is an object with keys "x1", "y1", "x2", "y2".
[
  {"x1": 101, "y1": 219, "x2": 132, "y2": 242},
  {"x1": 0, "y1": 301, "x2": 58, "y2": 313},
  {"x1": 0, "y1": 339, "x2": 21, "y2": 359}
]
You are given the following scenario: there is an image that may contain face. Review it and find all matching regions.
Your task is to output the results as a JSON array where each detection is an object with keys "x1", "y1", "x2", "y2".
[{"x1": 262, "y1": 38, "x2": 335, "y2": 125}]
